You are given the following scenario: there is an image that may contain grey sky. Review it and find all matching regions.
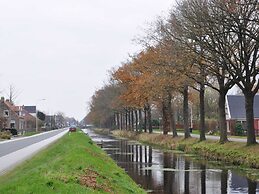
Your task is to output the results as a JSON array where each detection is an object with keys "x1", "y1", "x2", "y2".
[{"x1": 0, "y1": 0, "x2": 173, "y2": 120}]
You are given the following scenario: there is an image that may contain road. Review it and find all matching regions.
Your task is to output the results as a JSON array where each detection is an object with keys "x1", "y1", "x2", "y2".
[{"x1": 0, "y1": 128, "x2": 68, "y2": 175}]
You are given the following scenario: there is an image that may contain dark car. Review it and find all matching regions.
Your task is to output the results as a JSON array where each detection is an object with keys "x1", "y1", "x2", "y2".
[
  {"x1": 69, "y1": 126, "x2": 77, "y2": 132},
  {"x1": 1, "y1": 128, "x2": 18, "y2": 136}
]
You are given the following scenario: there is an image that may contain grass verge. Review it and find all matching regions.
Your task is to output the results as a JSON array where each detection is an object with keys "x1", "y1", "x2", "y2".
[
  {"x1": 23, "y1": 131, "x2": 41, "y2": 136},
  {"x1": 112, "y1": 130, "x2": 259, "y2": 180},
  {"x1": 0, "y1": 131, "x2": 146, "y2": 194}
]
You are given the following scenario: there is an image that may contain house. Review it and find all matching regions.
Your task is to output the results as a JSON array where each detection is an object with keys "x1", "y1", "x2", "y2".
[
  {"x1": 23, "y1": 106, "x2": 36, "y2": 115},
  {"x1": 0, "y1": 97, "x2": 23, "y2": 131},
  {"x1": 226, "y1": 95, "x2": 259, "y2": 136},
  {"x1": 0, "y1": 97, "x2": 39, "y2": 134},
  {"x1": 17, "y1": 106, "x2": 37, "y2": 132}
]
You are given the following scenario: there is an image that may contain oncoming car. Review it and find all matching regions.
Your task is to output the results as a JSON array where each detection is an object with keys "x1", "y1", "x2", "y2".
[{"x1": 69, "y1": 126, "x2": 77, "y2": 132}]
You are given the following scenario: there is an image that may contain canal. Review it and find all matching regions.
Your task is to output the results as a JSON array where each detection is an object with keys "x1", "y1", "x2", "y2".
[{"x1": 83, "y1": 129, "x2": 259, "y2": 194}]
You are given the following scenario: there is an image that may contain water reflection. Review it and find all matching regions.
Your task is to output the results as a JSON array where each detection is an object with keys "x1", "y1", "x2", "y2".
[{"x1": 83, "y1": 129, "x2": 259, "y2": 194}]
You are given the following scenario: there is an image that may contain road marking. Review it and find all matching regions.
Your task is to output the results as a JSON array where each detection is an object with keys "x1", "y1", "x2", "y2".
[
  {"x1": 0, "y1": 129, "x2": 68, "y2": 176},
  {"x1": 0, "y1": 128, "x2": 68, "y2": 145}
]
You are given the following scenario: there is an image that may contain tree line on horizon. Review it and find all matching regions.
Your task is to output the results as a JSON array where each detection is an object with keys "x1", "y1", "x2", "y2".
[{"x1": 86, "y1": 0, "x2": 259, "y2": 146}]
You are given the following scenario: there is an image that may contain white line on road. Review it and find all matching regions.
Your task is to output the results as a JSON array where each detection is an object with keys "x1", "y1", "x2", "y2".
[
  {"x1": 0, "y1": 129, "x2": 68, "y2": 176},
  {"x1": 0, "y1": 128, "x2": 67, "y2": 145}
]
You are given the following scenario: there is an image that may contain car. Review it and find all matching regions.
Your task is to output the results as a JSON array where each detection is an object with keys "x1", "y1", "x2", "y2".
[{"x1": 69, "y1": 126, "x2": 77, "y2": 132}]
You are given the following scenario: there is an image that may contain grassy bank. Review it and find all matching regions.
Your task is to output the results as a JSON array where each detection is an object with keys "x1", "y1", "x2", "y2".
[
  {"x1": 112, "y1": 130, "x2": 259, "y2": 170},
  {"x1": 23, "y1": 131, "x2": 41, "y2": 136},
  {"x1": 0, "y1": 131, "x2": 146, "y2": 194}
]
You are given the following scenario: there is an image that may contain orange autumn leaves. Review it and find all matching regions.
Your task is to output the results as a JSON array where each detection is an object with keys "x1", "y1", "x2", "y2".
[{"x1": 112, "y1": 45, "x2": 190, "y2": 108}]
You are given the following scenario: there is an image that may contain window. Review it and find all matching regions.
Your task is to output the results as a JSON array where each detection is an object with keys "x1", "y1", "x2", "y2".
[{"x1": 3, "y1": 110, "x2": 9, "y2": 117}]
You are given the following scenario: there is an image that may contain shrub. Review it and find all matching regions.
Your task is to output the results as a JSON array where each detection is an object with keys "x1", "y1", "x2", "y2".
[
  {"x1": 235, "y1": 122, "x2": 244, "y2": 136},
  {"x1": 0, "y1": 130, "x2": 11, "y2": 139}
]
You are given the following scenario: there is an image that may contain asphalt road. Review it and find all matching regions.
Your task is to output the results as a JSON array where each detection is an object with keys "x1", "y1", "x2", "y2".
[
  {"x1": 0, "y1": 128, "x2": 68, "y2": 175},
  {"x1": 0, "y1": 128, "x2": 67, "y2": 157}
]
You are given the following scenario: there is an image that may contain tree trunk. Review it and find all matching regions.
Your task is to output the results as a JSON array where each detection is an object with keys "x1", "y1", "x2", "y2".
[
  {"x1": 218, "y1": 90, "x2": 228, "y2": 143},
  {"x1": 120, "y1": 112, "x2": 123, "y2": 130},
  {"x1": 139, "y1": 109, "x2": 143, "y2": 132},
  {"x1": 144, "y1": 108, "x2": 147, "y2": 132},
  {"x1": 183, "y1": 85, "x2": 190, "y2": 138},
  {"x1": 123, "y1": 112, "x2": 126, "y2": 130},
  {"x1": 117, "y1": 113, "x2": 119, "y2": 129},
  {"x1": 116, "y1": 113, "x2": 119, "y2": 130},
  {"x1": 146, "y1": 103, "x2": 152, "y2": 133},
  {"x1": 162, "y1": 100, "x2": 170, "y2": 135},
  {"x1": 128, "y1": 109, "x2": 131, "y2": 131},
  {"x1": 131, "y1": 110, "x2": 134, "y2": 131},
  {"x1": 199, "y1": 82, "x2": 206, "y2": 141},
  {"x1": 244, "y1": 93, "x2": 257, "y2": 145},
  {"x1": 125, "y1": 110, "x2": 128, "y2": 131},
  {"x1": 170, "y1": 94, "x2": 178, "y2": 137},
  {"x1": 135, "y1": 110, "x2": 138, "y2": 132},
  {"x1": 114, "y1": 113, "x2": 117, "y2": 129}
]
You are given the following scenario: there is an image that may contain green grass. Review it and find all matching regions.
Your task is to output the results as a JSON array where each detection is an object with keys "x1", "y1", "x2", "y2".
[
  {"x1": 152, "y1": 128, "x2": 160, "y2": 132},
  {"x1": 23, "y1": 131, "x2": 41, "y2": 136},
  {"x1": 0, "y1": 131, "x2": 146, "y2": 194}
]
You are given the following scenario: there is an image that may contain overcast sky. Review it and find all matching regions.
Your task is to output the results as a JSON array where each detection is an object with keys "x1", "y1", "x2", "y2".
[{"x1": 0, "y1": 0, "x2": 174, "y2": 120}]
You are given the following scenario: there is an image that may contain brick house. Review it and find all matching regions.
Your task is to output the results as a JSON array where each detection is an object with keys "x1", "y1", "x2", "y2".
[
  {"x1": 21, "y1": 106, "x2": 36, "y2": 132},
  {"x1": 226, "y1": 95, "x2": 259, "y2": 136},
  {"x1": 16, "y1": 106, "x2": 37, "y2": 132},
  {"x1": 0, "y1": 97, "x2": 38, "y2": 133},
  {"x1": 0, "y1": 97, "x2": 22, "y2": 130}
]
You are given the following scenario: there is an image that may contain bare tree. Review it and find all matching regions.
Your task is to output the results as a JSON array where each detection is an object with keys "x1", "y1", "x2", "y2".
[
  {"x1": 5, "y1": 84, "x2": 20, "y2": 104},
  {"x1": 168, "y1": 0, "x2": 249, "y2": 143},
  {"x1": 174, "y1": 0, "x2": 259, "y2": 145}
]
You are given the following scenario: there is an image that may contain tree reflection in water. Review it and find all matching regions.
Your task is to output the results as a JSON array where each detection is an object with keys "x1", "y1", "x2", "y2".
[
  {"x1": 248, "y1": 178, "x2": 257, "y2": 194},
  {"x1": 85, "y1": 129, "x2": 259, "y2": 194}
]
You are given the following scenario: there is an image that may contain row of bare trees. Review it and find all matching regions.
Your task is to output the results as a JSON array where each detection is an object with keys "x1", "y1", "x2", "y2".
[{"x1": 86, "y1": 0, "x2": 258, "y2": 145}]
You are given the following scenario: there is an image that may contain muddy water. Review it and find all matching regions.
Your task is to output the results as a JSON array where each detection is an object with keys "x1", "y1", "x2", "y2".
[{"x1": 83, "y1": 129, "x2": 259, "y2": 194}]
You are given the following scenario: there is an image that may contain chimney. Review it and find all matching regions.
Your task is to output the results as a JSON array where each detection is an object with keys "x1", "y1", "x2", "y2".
[{"x1": 1, "y1": 97, "x2": 4, "y2": 103}]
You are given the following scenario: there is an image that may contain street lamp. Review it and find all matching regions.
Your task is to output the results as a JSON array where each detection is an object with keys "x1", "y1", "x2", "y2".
[{"x1": 36, "y1": 99, "x2": 46, "y2": 132}]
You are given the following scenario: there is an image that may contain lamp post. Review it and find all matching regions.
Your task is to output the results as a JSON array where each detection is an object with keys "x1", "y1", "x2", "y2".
[{"x1": 36, "y1": 99, "x2": 46, "y2": 132}]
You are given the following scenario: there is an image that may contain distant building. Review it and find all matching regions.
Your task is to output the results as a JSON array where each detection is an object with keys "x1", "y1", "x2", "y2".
[{"x1": 44, "y1": 115, "x2": 56, "y2": 130}]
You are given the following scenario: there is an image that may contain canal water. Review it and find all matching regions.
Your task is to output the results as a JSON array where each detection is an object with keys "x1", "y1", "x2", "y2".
[{"x1": 83, "y1": 129, "x2": 259, "y2": 194}]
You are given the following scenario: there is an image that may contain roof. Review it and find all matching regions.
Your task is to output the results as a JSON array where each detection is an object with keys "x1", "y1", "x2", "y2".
[
  {"x1": 227, "y1": 95, "x2": 259, "y2": 119},
  {"x1": 4, "y1": 100, "x2": 16, "y2": 112},
  {"x1": 3, "y1": 100, "x2": 20, "y2": 118},
  {"x1": 23, "y1": 106, "x2": 36, "y2": 113}
]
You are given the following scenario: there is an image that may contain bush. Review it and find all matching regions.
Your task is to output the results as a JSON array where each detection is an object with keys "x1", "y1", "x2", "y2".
[
  {"x1": 0, "y1": 130, "x2": 11, "y2": 139},
  {"x1": 152, "y1": 119, "x2": 159, "y2": 126},
  {"x1": 235, "y1": 122, "x2": 244, "y2": 136}
]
